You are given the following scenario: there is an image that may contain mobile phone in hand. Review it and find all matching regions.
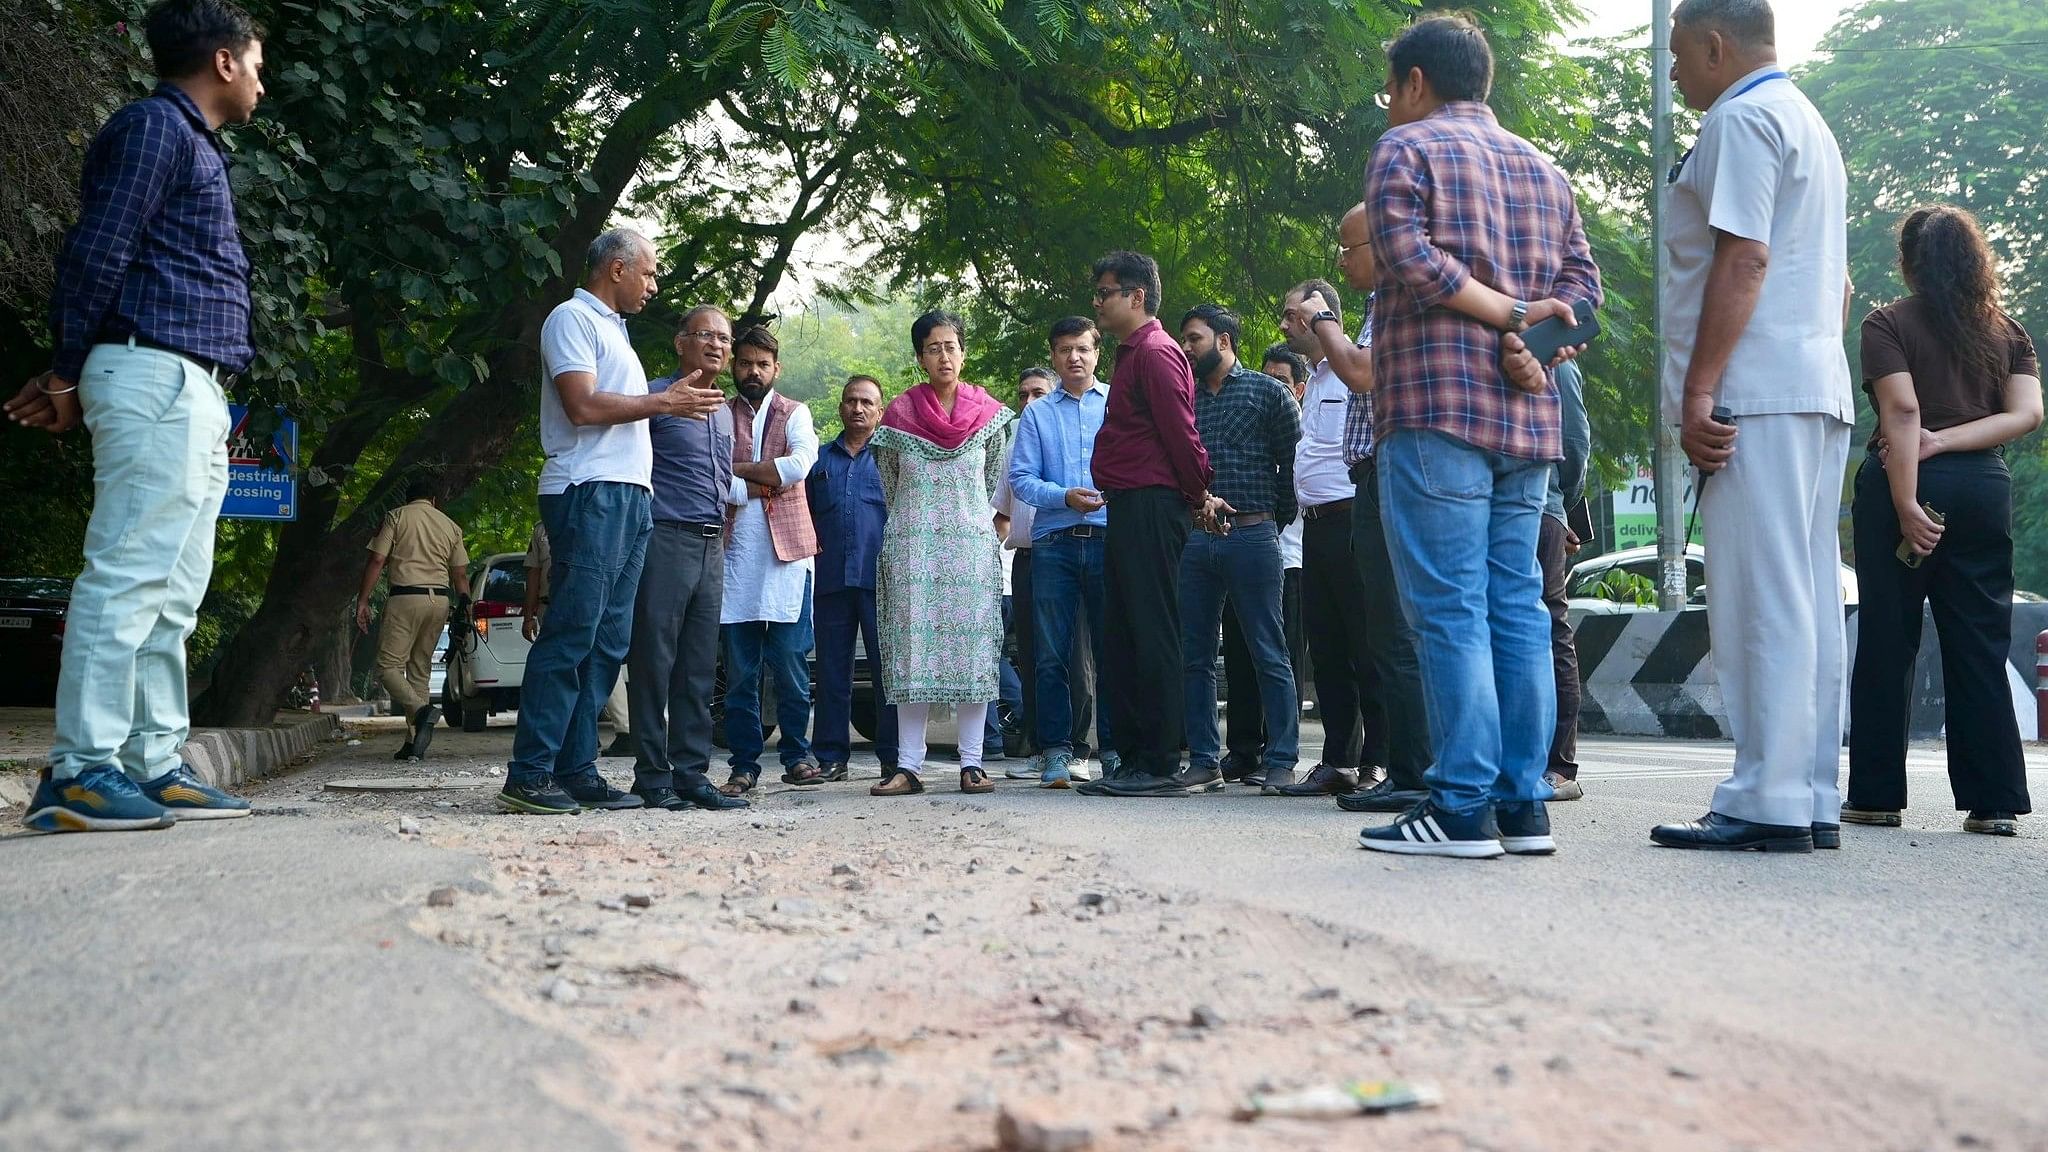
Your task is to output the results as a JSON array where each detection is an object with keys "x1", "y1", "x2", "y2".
[{"x1": 1518, "y1": 299, "x2": 1601, "y2": 364}]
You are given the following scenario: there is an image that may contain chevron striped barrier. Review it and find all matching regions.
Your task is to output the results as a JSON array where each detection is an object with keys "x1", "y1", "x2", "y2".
[{"x1": 1569, "y1": 603, "x2": 2048, "y2": 742}]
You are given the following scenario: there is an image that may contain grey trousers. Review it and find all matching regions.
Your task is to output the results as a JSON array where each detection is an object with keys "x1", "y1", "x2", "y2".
[{"x1": 628, "y1": 524, "x2": 724, "y2": 790}]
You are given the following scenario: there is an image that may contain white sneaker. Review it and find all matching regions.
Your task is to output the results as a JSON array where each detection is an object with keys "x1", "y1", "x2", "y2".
[{"x1": 1068, "y1": 757, "x2": 1093, "y2": 782}]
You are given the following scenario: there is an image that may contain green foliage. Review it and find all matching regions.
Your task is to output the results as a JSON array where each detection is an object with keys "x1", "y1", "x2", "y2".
[
  {"x1": 1588, "y1": 569, "x2": 1658, "y2": 608},
  {"x1": 1804, "y1": 0, "x2": 2048, "y2": 590}
]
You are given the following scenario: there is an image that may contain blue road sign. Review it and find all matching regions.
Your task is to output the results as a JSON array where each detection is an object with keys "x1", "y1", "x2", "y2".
[{"x1": 222, "y1": 404, "x2": 298, "y2": 521}]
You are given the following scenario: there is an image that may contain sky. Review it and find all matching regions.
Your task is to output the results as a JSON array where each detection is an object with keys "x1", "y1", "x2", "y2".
[{"x1": 1567, "y1": 0, "x2": 1858, "y2": 66}]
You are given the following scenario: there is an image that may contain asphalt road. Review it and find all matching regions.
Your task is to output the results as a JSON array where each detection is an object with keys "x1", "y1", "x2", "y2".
[{"x1": 1, "y1": 722, "x2": 2041, "y2": 1149}]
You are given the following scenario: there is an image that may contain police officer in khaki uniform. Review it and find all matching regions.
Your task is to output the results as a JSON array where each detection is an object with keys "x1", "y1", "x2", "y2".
[{"x1": 357, "y1": 479, "x2": 470, "y2": 760}]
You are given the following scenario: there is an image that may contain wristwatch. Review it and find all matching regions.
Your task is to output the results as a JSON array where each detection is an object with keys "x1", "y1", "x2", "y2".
[
  {"x1": 1507, "y1": 299, "x2": 1529, "y2": 330},
  {"x1": 1311, "y1": 310, "x2": 1339, "y2": 327}
]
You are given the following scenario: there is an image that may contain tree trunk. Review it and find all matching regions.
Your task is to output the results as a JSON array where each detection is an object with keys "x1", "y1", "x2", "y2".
[{"x1": 310, "y1": 609, "x2": 355, "y2": 704}]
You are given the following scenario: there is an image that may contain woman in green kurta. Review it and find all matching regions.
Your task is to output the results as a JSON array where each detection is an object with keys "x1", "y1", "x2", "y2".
[{"x1": 869, "y1": 310, "x2": 1013, "y2": 796}]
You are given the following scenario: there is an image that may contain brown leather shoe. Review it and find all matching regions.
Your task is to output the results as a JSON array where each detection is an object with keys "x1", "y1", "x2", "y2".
[
  {"x1": 869, "y1": 769, "x2": 925, "y2": 797},
  {"x1": 1272, "y1": 763, "x2": 1359, "y2": 796},
  {"x1": 960, "y1": 766, "x2": 995, "y2": 794}
]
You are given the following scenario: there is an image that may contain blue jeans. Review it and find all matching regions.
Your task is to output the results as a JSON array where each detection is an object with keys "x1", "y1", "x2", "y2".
[
  {"x1": 1031, "y1": 532, "x2": 1111, "y2": 754},
  {"x1": 1377, "y1": 430, "x2": 1554, "y2": 815},
  {"x1": 51, "y1": 343, "x2": 230, "y2": 781},
  {"x1": 723, "y1": 574, "x2": 814, "y2": 772},
  {"x1": 508, "y1": 481, "x2": 650, "y2": 785},
  {"x1": 813, "y1": 586, "x2": 897, "y2": 764},
  {"x1": 1179, "y1": 521, "x2": 1297, "y2": 773}
]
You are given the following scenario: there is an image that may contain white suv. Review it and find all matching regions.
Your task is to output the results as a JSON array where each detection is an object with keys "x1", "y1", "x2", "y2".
[{"x1": 443, "y1": 552, "x2": 531, "y2": 730}]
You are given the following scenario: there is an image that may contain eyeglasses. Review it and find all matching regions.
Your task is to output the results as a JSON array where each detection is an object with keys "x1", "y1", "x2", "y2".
[
  {"x1": 920, "y1": 342, "x2": 962, "y2": 357},
  {"x1": 682, "y1": 330, "x2": 733, "y2": 345},
  {"x1": 1091, "y1": 285, "x2": 1140, "y2": 303},
  {"x1": 1338, "y1": 240, "x2": 1369, "y2": 257}
]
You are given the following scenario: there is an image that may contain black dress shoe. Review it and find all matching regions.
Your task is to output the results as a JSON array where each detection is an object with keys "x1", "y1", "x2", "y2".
[
  {"x1": 1273, "y1": 763, "x2": 1358, "y2": 797},
  {"x1": 557, "y1": 771, "x2": 646, "y2": 811},
  {"x1": 1075, "y1": 754, "x2": 1133, "y2": 796},
  {"x1": 674, "y1": 778, "x2": 750, "y2": 811},
  {"x1": 817, "y1": 761, "x2": 849, "y2": 782},
  {"x1": 1812, "y1": 823, "x2": 1841, "y2": 850},
  {"x1": 410, "y1": 705, "x2": 439, "y2": 760},
  {"x1": 631, "y1": 785, "x2": 686, "y2": 810},
  {"x1": 1221, "y1": 755, "x2": 1261, "y2": 784},
  {"x1": 1651, "y1": 810, "x2": 1813, "y2": 853},
  {"x1": 1173, "y1": 764, "x2": 1224, "y2": 793},
  {"x1": 393, "y1": 742, "x2": 415, "y2": 761},
  {"x1": 1336, "y1": 777, "x2": 1429, "y2": 813},
  {"x1": 601, "y1": 733, "x2": 637, "y2": 759}
]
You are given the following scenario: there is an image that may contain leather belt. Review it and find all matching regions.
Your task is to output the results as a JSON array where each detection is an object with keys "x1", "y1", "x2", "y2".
[
  {"x1": 390, "y1": 585, "x2": 449, "y2": 597},
  {"x1": 656, "y1": 520, "x2": 724, "y2": 538},
  {"x1": 118, "y1": 334, "x2": 237, "y2": 385},
  {"x1": 1057, "y1": 525, "x2": 1104, "y2": 539},
  {"x1": 1225, "y1": 511, "x2": 1273, "y2": 527},
  {"x1": 1301, "y1": 499, "x2": 1352, "y2": 521}
]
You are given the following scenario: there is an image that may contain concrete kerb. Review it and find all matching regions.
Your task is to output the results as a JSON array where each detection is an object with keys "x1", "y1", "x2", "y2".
[{"x1": 179, "y1": 711, "x2": 342, "y2": 789}]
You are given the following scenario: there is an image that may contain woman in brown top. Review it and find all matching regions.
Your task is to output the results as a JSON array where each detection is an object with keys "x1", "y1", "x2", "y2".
[{"x1": 1845, "y1": 206, "x2": 2043, "y2": 836}]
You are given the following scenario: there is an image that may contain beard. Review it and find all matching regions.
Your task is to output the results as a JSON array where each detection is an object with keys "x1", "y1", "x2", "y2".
[
  {"x1": 737, "y1": 376, "x2": 772, "y2": 404},
  {"x1": 1193, "y1": 349, "x2": 1224, "y2": 381}
]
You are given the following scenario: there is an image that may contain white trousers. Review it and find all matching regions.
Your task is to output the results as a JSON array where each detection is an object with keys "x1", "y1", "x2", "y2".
[
  {"x1": 896, "y1": 702, "x2": 988, "y2": 775},
  {"x1": 1698, "y1": 412, "x2": 1853, "y2": 826}
]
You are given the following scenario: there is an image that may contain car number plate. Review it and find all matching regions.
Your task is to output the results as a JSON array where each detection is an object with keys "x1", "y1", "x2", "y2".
[{"x1": 0, "y1": 615, "x2": 31, "y2": 630}]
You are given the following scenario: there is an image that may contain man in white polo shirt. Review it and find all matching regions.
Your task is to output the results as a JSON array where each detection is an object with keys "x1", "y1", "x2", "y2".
[
  {"x1": 497, "y1": 228, "x2": 723, "y2": 815},
  {"x1": 1650, "y1": 0, "x2": 1855, "y2": 853}
]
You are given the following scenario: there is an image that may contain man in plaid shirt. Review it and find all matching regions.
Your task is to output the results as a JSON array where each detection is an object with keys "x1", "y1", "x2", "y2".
[
  {"x1": 1176, "y1": 304, "x2": 1303, "y2": 793},
  {"x1": 6, "y1": 0, "x2": 268, "y2": 832},
  {"x1": 1355, "y1": 13, "x2": 1602, "y2": 859}
]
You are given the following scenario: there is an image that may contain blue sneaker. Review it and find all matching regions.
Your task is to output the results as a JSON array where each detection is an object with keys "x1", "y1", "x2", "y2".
[
  {"x1": 1039, "y1": 749, "x2": 1073, "y2": 789},
  {"x1": 1495, "y1": 801, "x2": 1555, "y2": 855},
  {"x1": 23, "y1": 766, "x2": 176, "y2": 833},
  {"x1": 141, "y1": 765, "x2": 252, "y2": 821},
  {"x1": 1357, "y1": 799, "x2": 1505, "y2": 859}
]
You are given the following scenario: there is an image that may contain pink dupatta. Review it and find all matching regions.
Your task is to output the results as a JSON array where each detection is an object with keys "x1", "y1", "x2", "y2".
[{"x1": 880, "y1": 382, "x2": 1004, "y2": 451}]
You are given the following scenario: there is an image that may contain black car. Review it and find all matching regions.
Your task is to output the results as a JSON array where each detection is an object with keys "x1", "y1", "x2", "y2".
[{"x1": 0, "y1": 577, "x2": 70, "y2": 705}]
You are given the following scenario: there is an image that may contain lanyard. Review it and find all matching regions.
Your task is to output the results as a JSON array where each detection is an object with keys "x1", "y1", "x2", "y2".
[{"x1": 1667, "y1": 72, "x2": 1791, "y2": 184}]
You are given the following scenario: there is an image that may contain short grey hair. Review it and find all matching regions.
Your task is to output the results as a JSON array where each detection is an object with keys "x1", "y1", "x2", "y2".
[
  {"x1": 1673, "y1": 0, "x2": 1775, "y2": 48},
  {"x1": 585, "y1": 228, "x2": 651, "y2": 277}
]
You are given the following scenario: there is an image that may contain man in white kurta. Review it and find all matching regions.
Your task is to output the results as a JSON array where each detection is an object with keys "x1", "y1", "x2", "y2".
[
  {"x1": 718, "y1": 327, "x2": 821, "y2": 792},
  {"x1": 1652, "y1": 0, "x2": 1854, "y2": 853}
]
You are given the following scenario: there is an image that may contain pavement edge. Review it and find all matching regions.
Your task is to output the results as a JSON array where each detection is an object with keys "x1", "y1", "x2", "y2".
[{"x1": 0, "y1": 711, "x2": 338, "y2": 808}]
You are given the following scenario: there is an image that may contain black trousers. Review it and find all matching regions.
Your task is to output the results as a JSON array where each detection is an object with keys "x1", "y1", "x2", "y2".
[
  {"x1": 1222, "y1": 568, "x2": 1303, "y2": 766},
  {"x1": 1301, "y1": 501, "x2": 1384, "y2": 770},
  {"x1": 1349, "y1": 458, "x2": 1430, "y2": 790},
  {"x1": 1537, "y1": 514, "x2": 1581, "y2": 779},
  {"x1": 627, "y1": 525, "x2": 723, "y2": 790},
  {"x1": 1848, "y1": 451, "x2": 2030, "y2": 814},
  {"x1": 1104, "y1": 486, "x2": 1190, "y2": 776}
]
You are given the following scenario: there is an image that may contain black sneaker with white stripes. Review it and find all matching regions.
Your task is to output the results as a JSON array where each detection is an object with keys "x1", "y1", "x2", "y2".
[{"x1": 1357, "y1": 799, "x2": 1505, "y2": 859}]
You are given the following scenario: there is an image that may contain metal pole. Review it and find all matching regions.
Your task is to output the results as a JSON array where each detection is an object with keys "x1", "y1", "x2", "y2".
[{"x1": 1651, "y1": 0, "x2": 1688, "y2": 610}]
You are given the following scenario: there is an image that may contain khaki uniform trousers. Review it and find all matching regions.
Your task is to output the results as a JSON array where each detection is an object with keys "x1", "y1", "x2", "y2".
[{"x1": 378, "y1": 593, "x2": 448, "y2": 716}]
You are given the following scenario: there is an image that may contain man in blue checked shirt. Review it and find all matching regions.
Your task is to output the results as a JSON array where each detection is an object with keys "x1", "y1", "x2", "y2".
[{"x1": 6, "y1": 0, "x2": 270, "y2": 832}]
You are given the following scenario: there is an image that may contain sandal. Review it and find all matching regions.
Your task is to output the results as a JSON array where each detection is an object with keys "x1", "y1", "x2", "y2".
[
  {"x1": 960, "y1": 766, "x2": 994, "y2": 795},
  {"x1": 781, "y1": 760, "x2": 825, "y2": 787},
  {"x1": 719, "y1": 771, "x2": 759, "y2": 797},
  {"x1": 870, "y1": 768, "x2": 924, "y2": 796}
]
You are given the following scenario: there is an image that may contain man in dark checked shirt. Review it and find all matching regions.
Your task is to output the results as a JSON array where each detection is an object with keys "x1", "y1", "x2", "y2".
[
  {"x1": 1175, "y1": 304, "x2": 1303, "y2": 795},
  {"x1": 1355, "y1": 14, "x2": 1602, "y2": 859},
  {"x1": 6, "y1": 0, "x2": 267, "y2": 832}
]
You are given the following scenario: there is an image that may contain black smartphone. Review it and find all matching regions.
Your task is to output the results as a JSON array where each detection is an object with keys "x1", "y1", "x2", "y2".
[{"x1": 1518, "y1": 299, "x2": 1601, "y2": 364}]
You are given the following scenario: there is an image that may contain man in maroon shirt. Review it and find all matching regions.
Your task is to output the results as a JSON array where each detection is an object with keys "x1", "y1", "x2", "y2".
[{"x1": 1079, "y1": 251, "x2": 1218, "y2": 798}]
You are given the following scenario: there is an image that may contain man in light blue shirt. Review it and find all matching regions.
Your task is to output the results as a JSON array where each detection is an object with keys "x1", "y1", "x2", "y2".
[{"x1": 1008, "y1": 316, "x2": 1115, "y2": 787}]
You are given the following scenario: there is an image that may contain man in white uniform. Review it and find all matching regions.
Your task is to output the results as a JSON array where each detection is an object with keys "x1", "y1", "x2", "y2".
[
  {"x1": 718, "y1": 326, "x2": 822, "y2": 794},
  {"x1": 1652, "y1": 0, "x2": 1855, "y2": 853}
]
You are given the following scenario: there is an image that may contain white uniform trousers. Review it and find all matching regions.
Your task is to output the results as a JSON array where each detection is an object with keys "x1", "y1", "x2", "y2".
[{"x1": 1698, "y1": 411, "x2": 1853, "y2": 827}]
